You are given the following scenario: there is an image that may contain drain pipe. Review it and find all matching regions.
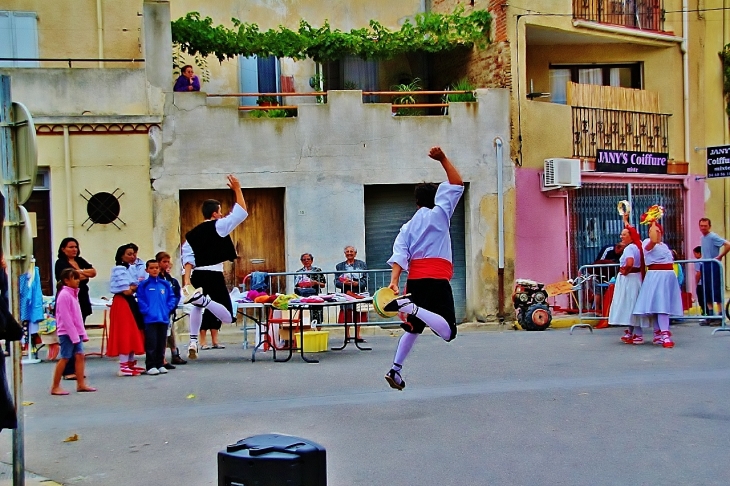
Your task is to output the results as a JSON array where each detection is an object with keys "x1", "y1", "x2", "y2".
[
  {"x1": 495, "y1": 137, "x2": 505, "y2": 323},
  {"x1": 63, "y1": 125, "x2": 74, "y2": 236},
  {"x1": 96, "y1": 0, "x2": 104, "y2": 68},
  {"x1": 682, "y1": 0, "x2": 690, "y2": 165}
]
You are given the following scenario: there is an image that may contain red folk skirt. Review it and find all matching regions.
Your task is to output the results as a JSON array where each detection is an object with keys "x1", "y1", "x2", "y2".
[{"x1": 106, "y1": 294, "x2": 145, "y2": 357}]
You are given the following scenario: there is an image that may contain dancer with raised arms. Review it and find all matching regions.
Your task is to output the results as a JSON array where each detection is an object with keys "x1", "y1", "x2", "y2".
[
  {"x1": 181, "y1": 175, "x2": 248, "y2": 359},
  {"x1": 382, "y1": 146, "x2": 464, "y2": 390}
]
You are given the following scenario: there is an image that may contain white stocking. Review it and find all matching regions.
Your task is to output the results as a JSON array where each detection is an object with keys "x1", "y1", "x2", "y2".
[
  {"x1": 399, "y1": 303, "x2": 451, "y2": 341},
  {"x1": 657, "y1": 313, "x2": 670, "y2": 332},
  {"x1": 189, "y1": 306, "x2": 202, "y2": 339},
  {"x1": 189, "y1": 299, "x2": 233, "y2": 341},
  {"x1": 393, "y1": 332, "x2": 418, "y2": 369}
]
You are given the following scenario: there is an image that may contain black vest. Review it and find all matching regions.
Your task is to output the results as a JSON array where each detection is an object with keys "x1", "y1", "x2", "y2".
[{"x1": 185, "y1": 220, "x2": 238, "y2": 267}]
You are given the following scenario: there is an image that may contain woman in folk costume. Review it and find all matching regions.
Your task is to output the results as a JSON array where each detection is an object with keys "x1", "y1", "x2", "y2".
[
  {"x1": 632, "y1": 206, "x2": 683, "y2": 348},
  {"x1": 382, "y1": 146, "x2": 464, "y2": 391},
  {"x1": 609, "y1": 206, "x2": 649, "y2": 344},
  {"x1": 106, "y1": 244, "x2": 146, "y2": 376}
]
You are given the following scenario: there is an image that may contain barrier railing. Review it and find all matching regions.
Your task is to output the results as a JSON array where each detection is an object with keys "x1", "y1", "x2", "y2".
[
  {"x1": 206, "y1": 90, "x2": 474, "y2": 114},
  {"x1": 572, "y1": 259, "x2": 726, "y2": 333},
  {"x1": 242, "y1": 269, "x2": 403, "y2": 328}
]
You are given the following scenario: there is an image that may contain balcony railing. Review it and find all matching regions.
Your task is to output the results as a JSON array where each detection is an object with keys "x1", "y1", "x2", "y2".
[
  {"x1": 573, "y1": 0, "x2": 665, "y2": 31},
  {"x1": 572, "y1": 106, "x2": 670, "y2": 157}
]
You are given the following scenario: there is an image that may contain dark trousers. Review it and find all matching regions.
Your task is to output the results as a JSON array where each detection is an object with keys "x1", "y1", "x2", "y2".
[
  {"x1": 697, "y1": 284, "x2": 706, "y2": 315},
  {"x1": 144, "y1": 323, "x2": 168, "y2": 370}
]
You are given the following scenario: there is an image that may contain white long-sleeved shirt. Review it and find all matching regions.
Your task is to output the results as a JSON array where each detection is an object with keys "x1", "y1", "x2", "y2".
[
  {"x1": 387, "y1": 182, "x2": 464, "y2": 271},
  {"x1": 181, "y1": 203, "x2": 248, "y2": 272}
]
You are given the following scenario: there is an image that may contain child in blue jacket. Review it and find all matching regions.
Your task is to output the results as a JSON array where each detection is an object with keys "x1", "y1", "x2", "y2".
[{"x1": 137, "y1": 260, "x2": 178, "y2": 375}]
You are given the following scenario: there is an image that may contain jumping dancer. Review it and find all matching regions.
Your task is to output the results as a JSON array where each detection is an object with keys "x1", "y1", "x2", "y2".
[
  {"x1": 181, "y1": 175, "x2": 248, "y2": 359},
  {"x1": 383, "y1": 146, "x2": 464, "y2": 390}
]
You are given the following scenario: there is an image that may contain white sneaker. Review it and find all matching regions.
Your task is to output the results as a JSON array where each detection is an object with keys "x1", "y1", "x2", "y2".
[
  {"x1": 146, "y1": 368, "x2": 160, "y2": 376},
  {"x1": 188, "y1": 341, "x2": 198, "y2": 360},
  {"x1": 157, "y1": 367, "x2": 168, "y2": 374}
]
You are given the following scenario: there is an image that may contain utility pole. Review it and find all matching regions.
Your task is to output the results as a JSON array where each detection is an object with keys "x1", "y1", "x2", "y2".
[{"x1": 0, "y1": 74, "x2": 26, "y2": 486}]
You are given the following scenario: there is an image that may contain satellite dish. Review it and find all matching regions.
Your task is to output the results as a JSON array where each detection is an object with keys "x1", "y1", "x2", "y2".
[
  {"x1": 17, "y1": 205, "x2": 35, "y2": 276},
  {"x1": 12, "y1": 102, "x2": 38, "y2": 205}
]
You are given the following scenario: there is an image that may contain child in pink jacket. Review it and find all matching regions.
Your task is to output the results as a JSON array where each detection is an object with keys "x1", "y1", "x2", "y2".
[{"x1": 51, "y1": 268, "x2": 97, "y2": 395}]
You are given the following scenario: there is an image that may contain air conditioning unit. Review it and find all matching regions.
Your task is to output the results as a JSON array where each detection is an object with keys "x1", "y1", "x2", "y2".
[{"x1": 542, "y1": 158, "x2": 581, "y2": 191}]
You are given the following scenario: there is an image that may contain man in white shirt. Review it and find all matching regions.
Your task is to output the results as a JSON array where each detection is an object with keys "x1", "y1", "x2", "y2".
[
  {"x1": 181, "y1": 175, "x2": 248, "y2": 359},
  {"x1": 383, "y1": 146, "x2": 464, "y2": 390}
]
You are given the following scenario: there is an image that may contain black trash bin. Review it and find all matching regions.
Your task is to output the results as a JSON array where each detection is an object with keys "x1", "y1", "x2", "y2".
[{"x1": 218, "y1": 434, "x2": 326, "y2": 486}]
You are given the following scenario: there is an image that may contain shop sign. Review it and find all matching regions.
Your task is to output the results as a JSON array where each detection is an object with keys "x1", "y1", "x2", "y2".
[
  {"x1": 706, "y1": 145, "x2": 730, "y2": 179},
  {"x1": 596, "y1": 149, "x2": 669, "y2": 174}
]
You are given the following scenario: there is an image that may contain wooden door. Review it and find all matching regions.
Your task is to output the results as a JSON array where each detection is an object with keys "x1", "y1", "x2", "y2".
[
  {"x1": 179, "y1": 188, "x2": 285, "y2": 288},
  {"x1": 24, "y1": 190, "x2": 53, "y2": 295}
]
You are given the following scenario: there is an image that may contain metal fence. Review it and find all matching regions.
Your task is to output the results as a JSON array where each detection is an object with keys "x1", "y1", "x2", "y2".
[
  {"x1": 572, "y1": 259, "x2": 726, "y2": 332},
  {"x1": 572, "y1": 0, "x2": 665, "y2": 31},
  {"x1": 572, "y1": 106, "x2": 670, "y2": 158},
  {"x1": 241, "y1": 269, "x2": 405, "y2": 328}
]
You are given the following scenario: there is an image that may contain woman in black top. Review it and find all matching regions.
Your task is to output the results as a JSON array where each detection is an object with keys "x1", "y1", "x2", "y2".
[{"x1": 54, "y1": 237, "x2": 97, "y2": 379}]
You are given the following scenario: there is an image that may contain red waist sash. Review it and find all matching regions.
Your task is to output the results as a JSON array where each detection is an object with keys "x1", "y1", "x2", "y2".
[
  {"x1": 408, "y1": 258, "x2": 453, "y2": 281},
  {"x1": 647, "y1": 263, "x2": 674, "y2": 271}
]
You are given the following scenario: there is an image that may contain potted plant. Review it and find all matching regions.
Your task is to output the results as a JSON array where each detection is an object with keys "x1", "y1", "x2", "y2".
[
  {"x1": 446, "y1": 78, "x2": 477, "y2": 102},
  {"x1": 392, "y1": 78, "x2": 422, "y2": 116},
  {"x1": 256, "y1": 95, "x2": 279, "y2": 107}
]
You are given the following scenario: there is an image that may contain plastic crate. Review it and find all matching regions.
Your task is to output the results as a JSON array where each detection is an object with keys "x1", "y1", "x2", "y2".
[{"x1": 301, "y1": 330, "x2": 329, "y2": 352}]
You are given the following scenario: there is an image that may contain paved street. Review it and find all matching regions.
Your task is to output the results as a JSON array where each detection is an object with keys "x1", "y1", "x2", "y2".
[{"x1": 2, "y1": 323, "x2": 730, "y2": 485}]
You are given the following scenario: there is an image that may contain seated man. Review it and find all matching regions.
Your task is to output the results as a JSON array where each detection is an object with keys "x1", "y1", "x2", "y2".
[
  {"x1": 335, "y1": 245, "x2": 368, "y2": 342},
  {"x1": 294, "y1": 253, "x2": 326, "y2": 326}
]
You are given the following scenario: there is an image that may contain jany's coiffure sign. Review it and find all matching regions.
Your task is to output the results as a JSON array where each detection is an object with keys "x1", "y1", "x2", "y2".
[
  {"x1": 707, "y1": 145, "x2": 730, "y2": 179},
  {"x1": 596, "y1": 149, "x2": 669, "y2": 174}
]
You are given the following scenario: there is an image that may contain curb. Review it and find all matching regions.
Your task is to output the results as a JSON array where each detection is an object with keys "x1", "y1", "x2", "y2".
[{"x1": 0, "y1": 462, "x2": 62, "y2": 486}]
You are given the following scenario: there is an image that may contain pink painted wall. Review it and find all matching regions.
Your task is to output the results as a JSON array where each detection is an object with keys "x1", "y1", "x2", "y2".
[
  {"x1": 515, "y1": 167, "x2": 571, "y2": 283},
  {"x1": 515, "y1": 167, "x2": 706, "y2": 306}
]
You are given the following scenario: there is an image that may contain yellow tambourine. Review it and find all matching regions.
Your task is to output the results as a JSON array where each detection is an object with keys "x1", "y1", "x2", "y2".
[
  {"x1": 617, "y1": 200, "x2": 631, "y2": 216},
  {"x1": 372, "y1": 288, "x2": 411, "y2": 319}
]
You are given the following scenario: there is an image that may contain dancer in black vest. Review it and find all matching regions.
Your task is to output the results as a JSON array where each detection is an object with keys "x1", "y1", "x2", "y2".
[{"x1": 181, "y1": 175, "x2": 248, "y2": 359}]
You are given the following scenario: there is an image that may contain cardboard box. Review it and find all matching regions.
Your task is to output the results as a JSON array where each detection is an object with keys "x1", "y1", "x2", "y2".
[{"x1": 301, "y1": 330, "x2": 329, "y2": 352}]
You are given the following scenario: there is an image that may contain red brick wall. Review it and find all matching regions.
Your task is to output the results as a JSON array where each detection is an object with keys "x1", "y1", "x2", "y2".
[{"x1": 429, "y1": 0, "x2": 511, "y2": 90}]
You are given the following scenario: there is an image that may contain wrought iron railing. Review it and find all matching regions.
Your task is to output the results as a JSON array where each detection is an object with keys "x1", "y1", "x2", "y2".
[
  {"x1": 572, "y1": 106, "x2": 670, "y2": 158},
  {"x1": 573, "y1": 0, "x2": 665, "y2": 31}
]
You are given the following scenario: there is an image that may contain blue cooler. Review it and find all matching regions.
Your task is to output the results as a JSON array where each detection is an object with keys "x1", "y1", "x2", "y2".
[{"x1": 218, "y1": 434, "x2": 326, "y2": 486}]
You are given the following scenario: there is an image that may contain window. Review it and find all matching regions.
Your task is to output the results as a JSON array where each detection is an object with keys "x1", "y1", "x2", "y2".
[
  {"x1": 324, "y1": 56, "x2": 379, "y2": 92},
  {"x1": 238, "y1": 55, "x2": 281, "y2": 106},
  {"x1": 0, "y1": 11, "x2": 39, "y2": 67},
  {"x1": 549, "y1": 63, "x2": 642, "y2": 104}
]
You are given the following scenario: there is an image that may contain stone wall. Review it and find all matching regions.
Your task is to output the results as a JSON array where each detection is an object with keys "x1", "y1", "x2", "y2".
[{"x1": 155, "y1": 89, "x2": 512, "y2": 319}]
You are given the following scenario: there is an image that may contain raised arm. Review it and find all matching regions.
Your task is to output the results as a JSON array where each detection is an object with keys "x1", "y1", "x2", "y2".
[
  {"x1": 228, "y1": 175, "x2": 246, "y2": 212},
  {"x1": 428, "y1": 146, "x2": 463, "y2": 186}
]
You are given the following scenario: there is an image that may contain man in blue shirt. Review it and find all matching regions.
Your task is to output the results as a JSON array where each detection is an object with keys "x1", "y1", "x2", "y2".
[{"x1": 699, "y1": 218, "x2": 730, "y2": 317}]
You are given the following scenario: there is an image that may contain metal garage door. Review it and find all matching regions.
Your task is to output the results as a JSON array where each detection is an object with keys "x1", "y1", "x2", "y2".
[{"x1": 364, "y1": 185, "x2": 467, "y2": 322}]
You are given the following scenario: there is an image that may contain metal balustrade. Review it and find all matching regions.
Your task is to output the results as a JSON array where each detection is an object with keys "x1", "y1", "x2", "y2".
[
  {"x1": 572, "y1": 106, "x2": 671, "y2": 158},
  {"x1": 571, "y1": 259, "x2": 726, "y2": 333},
  {"x1": 573, "y1": 0, "x2": 665, "y2": 31}
]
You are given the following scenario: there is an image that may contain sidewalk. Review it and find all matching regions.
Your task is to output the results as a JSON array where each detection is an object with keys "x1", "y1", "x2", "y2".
[{"x1": 0, "y1": 462, "x2": 61, "y2": 486}]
